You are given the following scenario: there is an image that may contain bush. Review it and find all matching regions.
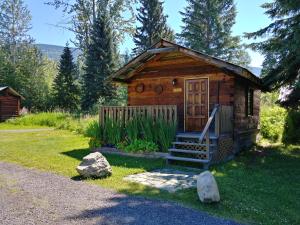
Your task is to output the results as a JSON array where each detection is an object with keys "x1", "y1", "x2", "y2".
[
  {"x1": 282, "y1": 109, "x2": 300, "y2": 144},
  {"x1": 117, "y1": 139, "x2": 158, "y2": 153},
  {"x1": 260, "y1": 106, "x2": 287, "y2": 142}
]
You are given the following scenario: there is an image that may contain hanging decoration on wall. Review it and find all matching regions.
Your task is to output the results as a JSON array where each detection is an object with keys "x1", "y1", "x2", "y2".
[
  {"x1": 154, "y1": 84, "x2": 163, "y2": 95},
  {"x1": 135, "y1": 83, "x2": 145, "y2": 93}
]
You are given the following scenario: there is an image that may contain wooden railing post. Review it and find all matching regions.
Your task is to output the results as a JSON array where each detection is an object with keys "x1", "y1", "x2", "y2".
[{"x1": 206, "y1": 131, "x2": 210, "y2": 160}]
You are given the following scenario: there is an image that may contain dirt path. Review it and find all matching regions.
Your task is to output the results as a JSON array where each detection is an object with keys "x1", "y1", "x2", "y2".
[{"x1": 0, "y1": 162, "x2": 241, "y2": 225}]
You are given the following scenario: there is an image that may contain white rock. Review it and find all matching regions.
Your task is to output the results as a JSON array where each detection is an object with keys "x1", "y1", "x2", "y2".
[
  {"x1": 76, "y1": 152, "x2": 112, "y2": 178},
  {"x1": 197, "y1": 171, "x2": 220, "y2": 203}
]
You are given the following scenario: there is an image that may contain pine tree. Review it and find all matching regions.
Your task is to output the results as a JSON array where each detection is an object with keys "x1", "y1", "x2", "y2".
[
  {"x1": 52, "y1": 45, "x2": 80, "y2": 111},
  {"x1": 179, "y1": 0, "x2": 250, "y2": 66},
  {"x1": 133, "y1": 0, "x2": 174, "y2": 54},
  {"x1": 245, "y1": 1, "x2": 300, "y2": 108},
  {"x1": 81, "y1": 9, "x2": 115, "y2": 111}
]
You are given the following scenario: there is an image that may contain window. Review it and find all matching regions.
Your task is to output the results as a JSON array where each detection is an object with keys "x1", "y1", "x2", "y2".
[{"x1": 245, "y1": 87, "x2": 254, "y2": 116}]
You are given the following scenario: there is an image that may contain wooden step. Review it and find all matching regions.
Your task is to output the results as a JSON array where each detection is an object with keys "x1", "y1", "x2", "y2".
[
  {"x1": 176, "y1": 133, "x2": 218, "y2": 140},
  {"x1": 166, "y1": 155, "x2": 209, "y2": 163},
  {"x1": 168, "y1": 148, "x2": 211, "y2": 155},
  {"x1": 172, "y1": 141, "x2": 216, "y2": 147}
]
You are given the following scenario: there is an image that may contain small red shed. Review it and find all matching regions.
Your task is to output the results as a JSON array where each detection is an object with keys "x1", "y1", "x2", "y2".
[{"x1": 0, "y1": 86, "x2": 24, "y2": 122}]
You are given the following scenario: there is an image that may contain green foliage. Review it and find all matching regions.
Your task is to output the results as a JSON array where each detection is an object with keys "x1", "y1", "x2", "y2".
[
  {"x1": 119, "y1": 139, "x2": 158, "y2": 153},
  {"x1": 81, "y1": 8, "x2": 115, "y2": 111},
  {"x1": 0, "y1": 0, "x2": 58, "y2": 111},
  {"x1": 85, "y1": 121, "x2": 103, "y2": 149},
  {"x1": 282, "y1": 109, "x2": 300, "y2": 144},
  {"x1": 245, "y1": 0, "x2": 300, "y2": 107},
  {"x1": 4, "y1": 112, "x2": 96, "y2": 134},
  {"x1": 103, "y1": 119, "x2": 124, "y2": 145},
  {"x1": 125, "y1": 117, "x2": 140, "y2": 143},
  {"x1": 52, "y1": 45, "x2": 80, "y2": 112},
  {"x1": 155, "y1": 118, "x2": 177, "y2": 151},
  {"x1": 133, "y1": 0, "x2": 174, "y2": 54},
  {"x1": 179, "y1": 0, "x2": 250, "y2": 66},
  {"x1": 92, "y1": 116, "x2": 177, "y2": 152},
  {"x1": 260, "y1": 106, "x2": 287, "y2": 142}
]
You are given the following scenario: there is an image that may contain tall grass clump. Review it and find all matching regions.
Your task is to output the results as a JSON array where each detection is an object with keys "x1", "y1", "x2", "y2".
[
  {"x1": 103, "y1": 118, "x2": 124, "y2": 145},
  {"x1": 85, "y1": 115, "x2": 177, "y2": 152},
  {"x1": 5, "y1": 112, "x2": 97, "y2": 134},
  {"x1": 156, "y1": 118, "x2": 177, "y2": 151},
  {"x1": 126, "y1": 117, "x2": 140, "y2": 142},
  {"x1": 85, "y1": 120, "x2": 103, "y2": 148}
]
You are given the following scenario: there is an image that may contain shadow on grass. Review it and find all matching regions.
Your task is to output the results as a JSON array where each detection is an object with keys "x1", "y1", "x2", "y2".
[{"x1": 61, "y1": 148, "x2": 165, "y2": 171}]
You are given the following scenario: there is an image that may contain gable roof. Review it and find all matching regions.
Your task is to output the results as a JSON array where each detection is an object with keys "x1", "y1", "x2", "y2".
[
  {"x1": 110, "y1": 39, "x2": 262, "y2": 87},
  {"x1": 0, "y1": 86, "x2": 25, "y2": 99}
]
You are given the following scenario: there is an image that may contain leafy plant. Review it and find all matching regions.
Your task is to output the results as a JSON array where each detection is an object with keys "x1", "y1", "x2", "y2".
[
  {"x1": 121, "y1": 139, "x2": 159, "y2": 153},
  {"x1": 260, "y1": 106, "x2": 286, "y2": 142}
]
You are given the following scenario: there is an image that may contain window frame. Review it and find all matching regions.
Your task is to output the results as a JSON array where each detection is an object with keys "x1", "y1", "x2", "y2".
[{"x1": 245, "y1": 87, "x2": 254, "y2": 117}]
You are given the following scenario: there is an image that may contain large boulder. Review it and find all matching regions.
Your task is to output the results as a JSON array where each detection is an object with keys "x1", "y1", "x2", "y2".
[
  {"x1": 76, "y1": 152, "x2": 112, "y2": 178},
  {"x1": 197, "y1": 171, "x2": 220, "y2": 203}
]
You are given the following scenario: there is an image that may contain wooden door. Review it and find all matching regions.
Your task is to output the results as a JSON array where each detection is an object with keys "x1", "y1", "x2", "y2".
[{"x1": 185, "y1": 78, "x2": 208, "y2": 131}]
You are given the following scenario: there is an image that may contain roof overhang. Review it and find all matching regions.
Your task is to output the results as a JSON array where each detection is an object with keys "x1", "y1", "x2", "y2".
[
  {"x1": 109, "y1": 39, "x2": 262, "y2": 87},
  {"x1": 0, "y1": 86, "x2": 25, "y2": 100}
]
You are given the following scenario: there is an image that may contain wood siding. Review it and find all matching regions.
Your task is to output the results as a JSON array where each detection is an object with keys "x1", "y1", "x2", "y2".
[
  {"x1": 233, "y1": 78, "x2": 261, "y2": 150},
  {"x1": 0, "y1": 90, "x2": 20, "y2": 122},
  {"x1": 127, "y1": 52, "x2": 235, "y2": 131}
]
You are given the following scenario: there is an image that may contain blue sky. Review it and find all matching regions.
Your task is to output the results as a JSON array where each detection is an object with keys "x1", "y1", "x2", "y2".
[{"x1": 25, "y1": 0, "x2": 272, "y2": 67}]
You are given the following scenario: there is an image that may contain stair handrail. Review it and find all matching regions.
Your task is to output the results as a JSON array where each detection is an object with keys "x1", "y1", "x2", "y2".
[{"x1": 199, "y1": 104, "x2": 220, "y2": 143}]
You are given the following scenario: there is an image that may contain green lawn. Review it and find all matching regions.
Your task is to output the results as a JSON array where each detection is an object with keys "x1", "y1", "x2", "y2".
[{"x1": 0, "y1": 128, "x2": 299, "y2": 225}]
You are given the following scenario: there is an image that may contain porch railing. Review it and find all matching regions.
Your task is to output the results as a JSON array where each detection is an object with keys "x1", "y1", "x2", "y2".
[{"x1": 99, "y1": 105, "x2": 177, "y2": 125}]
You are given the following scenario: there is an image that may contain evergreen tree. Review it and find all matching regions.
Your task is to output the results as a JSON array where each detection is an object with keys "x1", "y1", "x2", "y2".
[
  {"x1": 179, "y1": 0, "x2": 250, "y2": 66},
  {"x1": 133, "y1": 0, "x2": 174, "y2": 54},
  {"x1": 245, "y1": 1, "x2": 300, "y2": 108},
  {"x1": 81, "y1": 9, "x2": 115, "y2": 111},
  {"x1": 52, "y1": 45, "x2": 80, "y2": 111}
]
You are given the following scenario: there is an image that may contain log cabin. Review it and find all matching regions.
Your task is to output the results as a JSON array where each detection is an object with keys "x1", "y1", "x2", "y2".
[
  {"x1": 101, "y1": 39, "x2": 262, "y2": 168},
  {"x1": 0, "y1": 86, "x2": 24, "y2": 122}
]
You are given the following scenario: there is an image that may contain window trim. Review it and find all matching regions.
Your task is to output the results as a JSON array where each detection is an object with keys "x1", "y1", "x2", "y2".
[{"x1": 245, "y1": 87, "x2": 254, "y2": 117}]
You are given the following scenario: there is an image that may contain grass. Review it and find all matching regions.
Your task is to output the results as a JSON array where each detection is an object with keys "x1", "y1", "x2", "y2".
[
  {"x1": 0, "y1": 129, "x2": 299, "y2": 225},
  {"x1": 0, "y1": 112, "x2": 97, "y2": 134}
]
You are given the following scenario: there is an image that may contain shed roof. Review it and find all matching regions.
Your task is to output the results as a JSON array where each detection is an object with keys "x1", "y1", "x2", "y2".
[
  {"x1": 0, "y1": 86, "x2": 25, "y2": 100},
  {"x1": 110, "y1": 39, "x2": 262, "y2": 87}
]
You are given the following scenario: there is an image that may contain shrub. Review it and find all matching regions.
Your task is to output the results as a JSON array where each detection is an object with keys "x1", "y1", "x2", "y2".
[
  {"x1": 282, "y1": 109, "x2": 300, "y2": 144},
  {"x1": 118, "y1": 139, "x2": 159, "y2": 153},
  {"x1": 260, "y1": 106, "x2": 287, "y2": 142}
]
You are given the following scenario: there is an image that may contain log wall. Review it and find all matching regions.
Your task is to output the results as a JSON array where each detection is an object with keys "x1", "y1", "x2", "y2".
[
  {"x1": 127, "y1": 53, "x2": 235, "y2": 130},
  {"x1": 0, "y1": 90, "x2": 20, "y2": 122}
]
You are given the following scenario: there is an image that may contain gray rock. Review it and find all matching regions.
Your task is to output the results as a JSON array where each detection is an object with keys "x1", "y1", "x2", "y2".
[
  {"x1": 197, "y1": 171, "x2": 220, "y2": 203},
  {"x1": 76, "y1": 152, "x2": 112, "y2": 178}
]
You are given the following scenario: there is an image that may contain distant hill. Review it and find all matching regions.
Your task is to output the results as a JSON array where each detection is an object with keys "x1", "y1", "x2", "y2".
[{"x1": 35, "y1": 44, "x2": 81, "y2": 61}]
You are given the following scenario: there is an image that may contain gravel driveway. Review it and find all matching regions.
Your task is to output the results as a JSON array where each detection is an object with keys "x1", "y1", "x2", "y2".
[{"x1": 0, "y1": 162, "x2": 241, "y2": 225}]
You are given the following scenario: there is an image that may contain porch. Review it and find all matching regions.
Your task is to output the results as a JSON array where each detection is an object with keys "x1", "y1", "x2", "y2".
[{"x1": 99, "y1": 104, "x2": 233, "y2": 168}]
